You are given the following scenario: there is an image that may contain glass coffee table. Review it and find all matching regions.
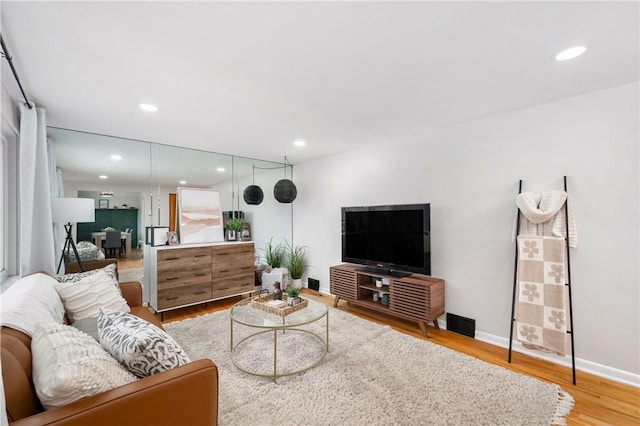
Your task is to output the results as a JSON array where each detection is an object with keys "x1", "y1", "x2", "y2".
[{"x1": 230, "y1": 296, "x2": 329, "y2": 382}]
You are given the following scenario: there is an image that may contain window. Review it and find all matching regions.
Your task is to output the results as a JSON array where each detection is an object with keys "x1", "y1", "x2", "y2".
[
  {"x1": 0, "y1": 135, "x2": 5, "y2": 274},
  {"x1": 0, "y1": 118, "x2": 19, "y2": 280}
]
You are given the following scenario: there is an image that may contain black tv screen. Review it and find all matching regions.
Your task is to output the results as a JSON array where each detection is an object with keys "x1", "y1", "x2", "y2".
[{"x1": 341, "y1": 204, "x2": 430, "y2": 276}]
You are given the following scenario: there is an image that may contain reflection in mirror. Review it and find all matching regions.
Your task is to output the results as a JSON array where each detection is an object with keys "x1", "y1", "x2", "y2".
[
  {"x1": 48, "y1": 127, "x2": 152, "y2": 252},
  {"x1": 48, "y1": 127, "x2": 293, "y2": 271}
]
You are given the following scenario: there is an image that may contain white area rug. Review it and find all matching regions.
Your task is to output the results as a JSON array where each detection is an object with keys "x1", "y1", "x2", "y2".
[{"x1": 165, "y1": 305, "x2": 573, "y2": 426}]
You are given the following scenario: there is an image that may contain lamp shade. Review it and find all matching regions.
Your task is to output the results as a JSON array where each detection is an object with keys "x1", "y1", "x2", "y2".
[
  {"x1": 274, "y1": 179, "x2": 297, "y2": 203},
  {"x1": 243, "y1": 185, "x2": 264, "y2": 205},
  {"x1": 51, "y1": 198, "x2": 95, "y2": 223}
]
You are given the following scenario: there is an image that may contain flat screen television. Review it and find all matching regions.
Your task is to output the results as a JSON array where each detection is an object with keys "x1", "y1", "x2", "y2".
[{"x1": 341, "y1": 203, "x2": 430, "y2": 277}]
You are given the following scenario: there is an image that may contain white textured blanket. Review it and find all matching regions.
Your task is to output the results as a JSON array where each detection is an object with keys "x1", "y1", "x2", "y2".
[
  {"x1": 516, "y1": 236, "x2": 568, "y2": 356},
  {"x1": 0, "y1": 273, "x2": 65, "y2": 336},
  {"x1": 514, "y1": 191, "x2": 578, "y2": 248}
]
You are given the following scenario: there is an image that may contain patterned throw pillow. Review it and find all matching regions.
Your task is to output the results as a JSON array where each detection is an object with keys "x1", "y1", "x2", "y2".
[
  {"x1": 97, "y1": 309, "x2": 191, "y2": 378},
  {"x1": 54, "y1": 263, "x2": 118, "y2": 286},
  {"x1": 31, "y1": 321, "x2": 137, "y2": 410},
  {"x1": 54, "y1": 270, "x2": 130, "y2": 323}
]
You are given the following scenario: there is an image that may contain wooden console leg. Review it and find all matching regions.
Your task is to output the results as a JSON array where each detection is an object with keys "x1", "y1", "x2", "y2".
[
  {"x1": 418, "y1": 321, "x2": 428, "y2": 338},
  {"x1": 433, "y1": 319, "x2": 440, "y2": 330},
  {"x1": 333, "y1": 296, "x2": 341, "y2": 308}
]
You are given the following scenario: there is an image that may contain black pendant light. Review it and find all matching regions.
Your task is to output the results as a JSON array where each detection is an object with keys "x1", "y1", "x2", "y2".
[
  {"x1": 274, "y1": 156, "x2": 297, "y2": 203},
  {"x1": 243, "y1": 165, "x2": 264, "y2": 205}
]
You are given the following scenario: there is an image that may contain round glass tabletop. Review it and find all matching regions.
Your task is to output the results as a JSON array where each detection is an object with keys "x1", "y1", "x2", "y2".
[{"x1": 230, "y1": 296, "x2": 328, "y2": 328}]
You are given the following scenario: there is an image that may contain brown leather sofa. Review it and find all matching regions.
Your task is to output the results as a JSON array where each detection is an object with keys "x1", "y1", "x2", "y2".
[{"x1": 2, "y1": 261, "x2": 219, "y2": 425}]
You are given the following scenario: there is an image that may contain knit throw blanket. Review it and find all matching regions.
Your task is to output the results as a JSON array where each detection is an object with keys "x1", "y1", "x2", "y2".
[
  {"x1": 516, "y1": 235, "x2": 568, "y2": 356},
  {"x1": 515, "y1": 191, "x2": 578, "y2": 248}
]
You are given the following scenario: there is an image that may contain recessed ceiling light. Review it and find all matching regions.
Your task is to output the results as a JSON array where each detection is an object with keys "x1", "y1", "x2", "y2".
[
  {"x1": 99, "y1": 175, "x2": 108, "y2": 179},
  {"x1": 139, "y1": 103, "x2": 159, "y2": 112},
  {"x1": 179, "y1": 180, "x2": 187, "y2": 185},
  {"x1": 294, "y1": 140, "x2": 306, "y2": 147},
  {"x1": 217, "y1": 167, "x2": 225, "y2": 172},
  {"x1": 110, "y1": 154, "x2": 122, "y2": 160},
  {"x1": 555, "y1": 46, "x2": 586, "y2": 61}
]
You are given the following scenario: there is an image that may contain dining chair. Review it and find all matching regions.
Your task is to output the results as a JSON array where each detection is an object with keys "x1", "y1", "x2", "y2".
[{"x1": 104, "y1": 230, "x2": 122, "y2": 258}]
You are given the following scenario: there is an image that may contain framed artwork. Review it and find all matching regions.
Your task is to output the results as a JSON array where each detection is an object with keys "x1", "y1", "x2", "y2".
[
  {"x1": 145, "y1": 226, "x2": 169, "y2": 246},
  {"x1": 177, "y1": 188, "x2": 224, "y2": 244},
  {"x1": 167, "y1": 231, "x2": 179, "y2": 246},
  {"x1": 99, "y1": 199, "x2": 109, "y2": 209},
  {"x1": 241, "y1": 222, "x2": 251, "y2": 241}
]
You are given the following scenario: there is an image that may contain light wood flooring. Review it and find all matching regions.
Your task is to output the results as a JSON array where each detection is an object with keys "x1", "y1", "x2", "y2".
[{"x1": 117, "y1": 255, "x2": 640, "y2": 425}]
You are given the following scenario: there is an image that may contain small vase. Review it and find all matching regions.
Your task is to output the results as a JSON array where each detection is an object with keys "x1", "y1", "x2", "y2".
[{"x1": 291, "y1": 278, "x2": 302, "y2": 289}]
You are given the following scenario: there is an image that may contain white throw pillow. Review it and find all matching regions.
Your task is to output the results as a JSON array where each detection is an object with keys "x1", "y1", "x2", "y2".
[
  {"x1": 98, "y1": 309, "x2": 191, "y2": 378},
  {"x1": 54, "y1": 263, "x2": 118, "y2": 286},
  {"x1": 31, "y1": 321, "x2": 137, "y2": 410},
  {"x1": 0, "y1": 273, "x2": 65, "y2": 336},
  {"x1": 54, "y1": 270, "x2": 130, "y2": 323}
]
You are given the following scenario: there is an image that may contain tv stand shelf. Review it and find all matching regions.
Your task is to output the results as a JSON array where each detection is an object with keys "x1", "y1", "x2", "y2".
[{"x1": 330, "y1": 263, "x2": 445, "y2": 337}]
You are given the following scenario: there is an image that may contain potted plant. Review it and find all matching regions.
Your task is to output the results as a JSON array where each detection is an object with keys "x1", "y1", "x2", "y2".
[
  {"x1": 285, "y1": 285, "x2": 300, "y2": 305},
  {"x1": 262, "y1": 237, "x2": 285, "y2": 268},
  {"x1": 285, "y1": 242, "x2": 308, "y2": 289},
  {"x1": 225, "y1": 217, "x2": 244, "y2": 241}
]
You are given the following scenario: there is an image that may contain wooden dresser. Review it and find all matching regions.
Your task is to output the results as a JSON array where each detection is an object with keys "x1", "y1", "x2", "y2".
[{"x1": 146, "y1": 242, "x2": 256, "y2": 314}]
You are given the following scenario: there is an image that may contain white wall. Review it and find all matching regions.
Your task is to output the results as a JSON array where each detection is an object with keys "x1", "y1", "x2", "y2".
[{"x1": 293, "y1": 82, "x2": 639, "y2": 380}]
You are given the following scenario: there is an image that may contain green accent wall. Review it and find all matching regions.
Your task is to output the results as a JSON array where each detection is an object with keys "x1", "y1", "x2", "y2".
[{"x1": 77, "y1": 209, "x2": 139, "y2": 247}]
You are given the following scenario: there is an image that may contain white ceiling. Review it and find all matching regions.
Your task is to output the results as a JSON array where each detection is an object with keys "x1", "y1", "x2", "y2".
[{"x1": 1, "y1": 1, "x2": 638, "y2": 166}]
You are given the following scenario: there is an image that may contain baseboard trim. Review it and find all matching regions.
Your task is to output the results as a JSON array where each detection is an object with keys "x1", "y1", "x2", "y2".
[{"x1": 473, "y1": 329, "x2": 640, "y2": 388}]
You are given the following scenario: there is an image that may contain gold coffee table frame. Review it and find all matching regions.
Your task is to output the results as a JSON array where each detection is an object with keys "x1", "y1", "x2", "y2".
[{"x1": 230, "y1": 297, "x2": 329, "y2": 382}]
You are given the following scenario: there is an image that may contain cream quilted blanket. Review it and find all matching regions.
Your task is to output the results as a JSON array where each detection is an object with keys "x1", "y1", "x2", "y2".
[{"x1": 516, "y1": 235, "x2": 568, "y2": 356}]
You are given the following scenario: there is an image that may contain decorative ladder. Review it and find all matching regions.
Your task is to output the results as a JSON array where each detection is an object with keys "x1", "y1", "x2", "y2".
[{"x1": 508, "y1": 176, "x2": 576, "y2": 385}]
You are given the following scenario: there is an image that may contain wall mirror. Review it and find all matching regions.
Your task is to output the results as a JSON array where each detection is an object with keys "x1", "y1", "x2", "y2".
[{"x1": 48, "y1": 127, "x2": 293, "y2": 274}]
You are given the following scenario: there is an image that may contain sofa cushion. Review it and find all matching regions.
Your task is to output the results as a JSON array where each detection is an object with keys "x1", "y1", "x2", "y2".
[
  {"x1": 31, "y1": 321, "x2": 137, "y2": 410},
  {"x1": 54, "y1": 262, "x2": 118, "y2": 286},
  {"x1": 0, "y1": 273, "x2": 65, "y2": 336},
  {"x1": 71, "y1": 317, "x2": 99, "y2": 341},
  {"x1": 98, "y1": 308, "x2": 191, "y2": 378},
  {"x1": 54, "y1": 270, "x2": 130, "y2": 323}
]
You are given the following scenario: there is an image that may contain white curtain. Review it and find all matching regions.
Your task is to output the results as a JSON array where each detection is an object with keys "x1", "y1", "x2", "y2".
[
  {"x1": 48, "y1": 140, "x2": 65, "y2": 264},
  {"x1": 19, "y1": 103, "x2": 55, "y2": 275}
]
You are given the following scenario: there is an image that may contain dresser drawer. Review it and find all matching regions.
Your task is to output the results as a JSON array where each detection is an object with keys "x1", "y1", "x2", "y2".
[
  {"x1": 211, "y1": 279, "x2": 256, "y2": 299},
  {"x1": 157, "y1": 247, "x2": 211, "y2": 272},
  {"x1": 211, "y1": 275, "x2": 255, "y2": 293},
  {"x1": 157, "y1": 282, "x2": 211, "y2": 310},
  {"x1": 157, "y1": 268, "x2": 211, "y2": 290}
]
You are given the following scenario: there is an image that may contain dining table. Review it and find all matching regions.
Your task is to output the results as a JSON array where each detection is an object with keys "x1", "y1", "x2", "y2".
[{"x1": 91, "y1": 231, "x2": 132, "y2": 257}]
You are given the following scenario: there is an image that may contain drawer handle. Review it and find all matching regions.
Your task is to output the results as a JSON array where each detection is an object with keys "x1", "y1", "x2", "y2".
[
  {"x1": 166, "y1": 277, "x2": 178, "y2": 281},
  {"x1": 219, "y1": 269, "x2": 229, "y2": 273},
  {"x1": 194, "y1": 291, "x2": 206, "y2": 295},
  {"x1": 217, "y1": 252, "x2": 229, "y2": 256},
  {"x1": 195, "y1": 273, "x2": 206, "y2": 277},
  {"x1": 195, "y1": 255, "x2": 207, "y2": 258},
  {"x1": 166, "y1": 296, "x2": 178, "y2": 301},
  {"x1": 218, "y1": 287, "x2": 229, "y2": 290},
  {"x1": 241, "y1": 283, "x2": 251, "y2": 287},
  {"x1": 166, "y1": 257, "x2": 179, "y2": 260},
  {"x1": 241, "y1": 266, "x2": 251, "y2": 270}
]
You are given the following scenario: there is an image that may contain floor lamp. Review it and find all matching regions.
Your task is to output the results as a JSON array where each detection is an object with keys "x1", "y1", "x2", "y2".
[{"x1": 51, "y1": 198, "x2": 95, "y2": 274}]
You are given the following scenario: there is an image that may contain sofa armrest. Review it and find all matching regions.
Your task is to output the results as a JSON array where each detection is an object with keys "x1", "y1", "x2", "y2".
[
  {"x1": 10, "y1": 359, "x2": 219, "y2": 426},
  {"x1": 119, "y1": 281, "x2": 143, "y2": 307}
]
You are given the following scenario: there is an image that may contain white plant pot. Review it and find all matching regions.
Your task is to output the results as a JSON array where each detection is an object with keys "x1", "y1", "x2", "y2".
[{"x1": 291, "y1": 278, "x2": 302, "y2": 289}]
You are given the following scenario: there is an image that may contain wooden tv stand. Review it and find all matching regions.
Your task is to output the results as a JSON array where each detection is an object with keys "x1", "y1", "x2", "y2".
[{"x1": 330, "y1": 264, "x2": 445, "y2": 337}]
